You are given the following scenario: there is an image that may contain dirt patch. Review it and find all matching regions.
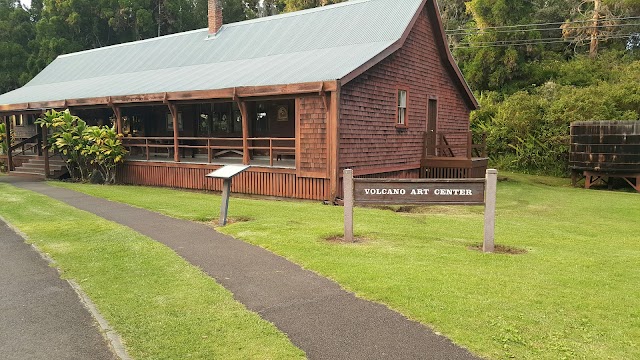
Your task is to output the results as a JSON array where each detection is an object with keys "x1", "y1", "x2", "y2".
[
  {"x1": 468, "y1": 244, "x2": 528, "y2": 255},
  {"x1": 324, "y1": 235, "x2": 368, "y2": 244},
  {"x1": 206, "y1": 216, "x2": 253, "y2": 227}
]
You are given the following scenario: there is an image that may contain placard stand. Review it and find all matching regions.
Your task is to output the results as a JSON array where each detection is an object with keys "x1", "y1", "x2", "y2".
[{"x1": 206, "y1": 165, "x2": 250, "y2": 226}]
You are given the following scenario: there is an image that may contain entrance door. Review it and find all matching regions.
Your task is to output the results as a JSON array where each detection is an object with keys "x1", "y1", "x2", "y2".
[{"x1": 426, "y1": 98, "x2": 438, "y2": 156}]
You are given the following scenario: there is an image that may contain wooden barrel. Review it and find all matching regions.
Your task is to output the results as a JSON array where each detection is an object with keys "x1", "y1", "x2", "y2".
[{"x1": 570, "y1": 121, "x2": 640, "y2": 173}]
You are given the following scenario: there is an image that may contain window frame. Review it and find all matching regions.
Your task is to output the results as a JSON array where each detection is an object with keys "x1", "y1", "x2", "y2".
[
  {"x1": 12, "y1": 114, "x2": 24, "y2": 127},
  {"x1": 395, "y1": 87, "x2": 409, "y2": 128}
]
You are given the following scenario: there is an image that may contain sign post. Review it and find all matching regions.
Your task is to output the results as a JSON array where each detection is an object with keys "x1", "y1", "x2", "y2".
[
  {"x1": 483, "y1": 169, "x2": 498, "y2": 252},
  {"x1": 343, "y1": 169, "x2": 498, "y2": 252},
  {"x1": 344, "y1": 169, "x2": 355, "y2": 243},
  {"x1": 206, "y1": 165, "x2": 250, "y2": 226}
]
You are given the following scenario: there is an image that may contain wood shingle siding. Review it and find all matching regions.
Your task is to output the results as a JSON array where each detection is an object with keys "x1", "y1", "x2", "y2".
[
  {"x1": 339, "y1": 7, "x2": 472, "y2": 173},
  {"x1": 297, "y1": 96, "x2": 328, "y2": 178}
]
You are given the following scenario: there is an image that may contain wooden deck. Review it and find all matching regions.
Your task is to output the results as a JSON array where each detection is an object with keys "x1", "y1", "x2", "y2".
[
  {"x1": 420, "y1": 131, "x2": 488, "y2": 179},
  {"x1": 421, "y1": 157, "x2": 488, "y2": 179}
]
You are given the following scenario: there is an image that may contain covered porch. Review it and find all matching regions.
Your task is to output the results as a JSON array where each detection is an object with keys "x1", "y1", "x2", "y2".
[
  {"x1": 73, "y1": 98, "x2": 298, "y2": 169},
  {"x1": 1, "y1": 82, "x2": 339, "y2": 201}
]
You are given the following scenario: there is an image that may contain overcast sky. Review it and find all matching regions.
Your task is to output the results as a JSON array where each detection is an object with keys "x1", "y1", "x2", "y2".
[{"x1": 21, "y1": 0, "x2": 31, "y2": 8}]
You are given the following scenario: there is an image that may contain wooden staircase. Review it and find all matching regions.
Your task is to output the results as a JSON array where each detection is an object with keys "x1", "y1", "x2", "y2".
[{"x1": 10, "y1": 157, "x2": 69, "y2": 179}]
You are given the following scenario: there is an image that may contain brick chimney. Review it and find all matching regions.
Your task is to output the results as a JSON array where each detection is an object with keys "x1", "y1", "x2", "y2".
[{"x1": 208, "y1": 0, "x2": 223, "y2": 35}]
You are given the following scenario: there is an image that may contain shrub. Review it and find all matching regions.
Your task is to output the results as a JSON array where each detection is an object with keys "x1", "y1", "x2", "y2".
[
  {"x1": 473, "y1": 68, "x2": 640, "y2": 176},
  {"x1": 36, "y1": 109, "x2": 127, "y2": 183}
]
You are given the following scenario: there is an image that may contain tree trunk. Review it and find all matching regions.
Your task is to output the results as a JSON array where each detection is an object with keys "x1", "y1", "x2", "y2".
[{"x1": 590, "y1": 0, "x2": 601, "y2": 58}]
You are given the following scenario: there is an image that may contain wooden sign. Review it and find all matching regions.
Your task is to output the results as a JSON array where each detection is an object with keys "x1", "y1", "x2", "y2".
[
  {"x1": 343, "y1": 169, "x2": 498, "y2": 253},
  {"x1": 353, "y1": 179, "x2": 485, "y2": 206}
]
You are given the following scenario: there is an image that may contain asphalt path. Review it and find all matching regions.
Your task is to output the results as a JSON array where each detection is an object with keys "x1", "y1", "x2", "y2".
[{"x1": 0, "y1": 220, "x2": 116, "y2": 360}]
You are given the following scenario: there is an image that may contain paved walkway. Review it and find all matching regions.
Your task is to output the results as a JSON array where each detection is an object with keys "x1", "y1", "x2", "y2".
[
  {"x1": 0, "y1": 220, "x2": 117, "y2": 360},
  {"x1": 5, "y1": 176, "x2": 480, "y2": 360}
]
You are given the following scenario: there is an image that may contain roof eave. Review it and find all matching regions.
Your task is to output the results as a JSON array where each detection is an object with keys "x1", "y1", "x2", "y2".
[{"x1": 0, "y1": 81, "x2": 339, "y2": 113}]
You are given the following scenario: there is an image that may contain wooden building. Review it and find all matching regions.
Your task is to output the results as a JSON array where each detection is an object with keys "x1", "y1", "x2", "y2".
[{"x1": 0, "y1": 0, "x2": 480, "y2": 201}]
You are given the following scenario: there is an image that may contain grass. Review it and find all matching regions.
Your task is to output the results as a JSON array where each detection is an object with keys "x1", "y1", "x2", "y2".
[
  {"x1": 0, "y1": 182, "x2": 305, "y2": 360},
  {"x1": 51, "y1": 173, "x2": 640, "y2": 359}
]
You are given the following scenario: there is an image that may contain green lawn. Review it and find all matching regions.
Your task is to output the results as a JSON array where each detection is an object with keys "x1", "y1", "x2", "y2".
[
  {"x1": 0, "y1": 182, "x2": 304, "y2": 360},
  {"x1": 52, "y1": 173, "x2": 640, "y2": 360}
]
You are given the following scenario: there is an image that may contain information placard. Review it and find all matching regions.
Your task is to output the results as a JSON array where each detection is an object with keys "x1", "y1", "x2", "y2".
[{"x1": 206, "y1": 165, "x2": 250, "y2": 226}]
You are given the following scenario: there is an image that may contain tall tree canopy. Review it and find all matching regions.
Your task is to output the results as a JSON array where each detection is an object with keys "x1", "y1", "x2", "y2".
[
  {"x1": 283, "y1": 0, "x2": 344, "y2": 12},
  {"x1": 0, "y1": 0, "x2": 35, "y2": 93},
  {"x1": 454, "y1": 0, "x2": 542, "y2": 91}
]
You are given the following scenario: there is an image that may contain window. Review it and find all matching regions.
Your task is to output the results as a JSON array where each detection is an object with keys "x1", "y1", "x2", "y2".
[
  {"x1": 166, "y1": 113, "x2": 183, "y2": 132},
  {"x1": 12, "y1": 115, "x2": 24, "y2": 127},
  {"x1": 397, "y1": 89, "x2": 408, "y2": 127}
]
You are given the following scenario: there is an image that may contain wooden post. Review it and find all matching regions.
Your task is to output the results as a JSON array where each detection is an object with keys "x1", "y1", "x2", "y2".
[
  {"x1": 219, "y1": 178, "x2": 232, "y2": 226},
  {"x1": 269, "y1": 138, "x2": 273, "y2": 167},
  {"x1": 43, "y1": 125, "x2": 50, "y2": 178},
  {"x1": 484, "y1": 169, "x2": 498, "y2": 253},
  {"x1": 329, "y1": 88, "x2": 340, "y2": 201},
  {"x1": 467, "y1": 131, "x2": 473, "y2": 159},
  {"x1": 5, "y1": 115, "x2": 12, "y2": 172},
  {"x1": 168, "y1": 103, "x2": 180, "y2": 163},
  {"x1": 37, "y1": 125, "x2": 43, "y2": 157},
  {"x1": 237, "y1": 99, "x2": 250, "y2": 165},
  {"x1": 112, "y1": 106, "x2": 123, "y2": 135},
  {"x1": 207, "y1": 139, "x2": 212, "y2": 164},
  {"x1": 343, "y1": 169, "x2": 354, "y2": 242}
]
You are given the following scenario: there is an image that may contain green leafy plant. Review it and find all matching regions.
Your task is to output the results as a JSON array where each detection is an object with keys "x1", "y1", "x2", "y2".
[
  {"x1": 0, "y1": 122, "x2": 6, "y2": 155},
  {"x1": 35, "y1": 109, "x2": 127, "y2": 183}
]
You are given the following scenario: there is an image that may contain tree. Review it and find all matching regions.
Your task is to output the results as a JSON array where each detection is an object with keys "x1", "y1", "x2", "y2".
[
  {"x1": 0, "y1": 0, "x2": 35, "y2": 93},
  {"x1": 561, "y1": 0, "x2": 618, "y2": 58},
  {"x1": 454, "y1": 0, "x2": 542, "y2": 91},
  {"x1": 283, "y1": 0, "x2": 345, "y2": 12}
]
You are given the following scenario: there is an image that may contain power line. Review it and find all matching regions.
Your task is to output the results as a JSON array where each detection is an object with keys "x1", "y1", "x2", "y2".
[
  {"x1": 454, "y1": 31, "x2": 639, "y2": 47},
  {"x1": 445, "y1": 16, "x2": 640, "y2": 34},
  {"x1": 447, "y1": 21, "x2": 640, "y2": 36},
  {"x1": 453, "y1": 34, "x2": 635, "y2": 49}
]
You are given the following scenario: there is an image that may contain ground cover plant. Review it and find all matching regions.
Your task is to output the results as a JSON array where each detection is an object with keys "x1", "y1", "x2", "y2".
[
  {"x1": 0, "y1": 182, "x2": 304, "y2": 360},
  {"x1": 54, "y1": 174, "x2": 640, "y2": 360}
]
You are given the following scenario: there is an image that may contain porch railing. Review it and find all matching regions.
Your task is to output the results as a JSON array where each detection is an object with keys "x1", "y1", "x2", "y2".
[
  {"x1": 121, "y1": 136, "x2": 295, "y2": 166},
  {"x1": 9, "y1": 134, "x2": 41, "y2": 157},
  {"x1": 423, "y1": 131, "x2": 487, "y2": 159}
]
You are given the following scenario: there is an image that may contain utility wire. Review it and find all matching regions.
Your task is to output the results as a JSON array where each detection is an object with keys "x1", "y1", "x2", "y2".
[
  {"x1": 454, "y1": 31, "x2": 639, "y2": 47},
  {"x1": 453, "y1": 34, "x2": 635, "y2": 49},
  {"x1": 447, "y1": 22, "x2": 640, "y2": 35},
  {"x1": 445, "y1": 16, "x2": 640, "y2": 34}
]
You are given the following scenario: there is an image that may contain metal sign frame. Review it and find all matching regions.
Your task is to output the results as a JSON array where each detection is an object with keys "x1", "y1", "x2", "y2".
[{"x1": 206, "y1": 165, "x2": 250, "y2": 226}]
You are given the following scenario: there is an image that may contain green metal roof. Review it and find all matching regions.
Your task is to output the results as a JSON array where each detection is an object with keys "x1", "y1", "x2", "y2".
[{"x1": 0, "y1": 0, "x2": 426, "y2": 106}]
